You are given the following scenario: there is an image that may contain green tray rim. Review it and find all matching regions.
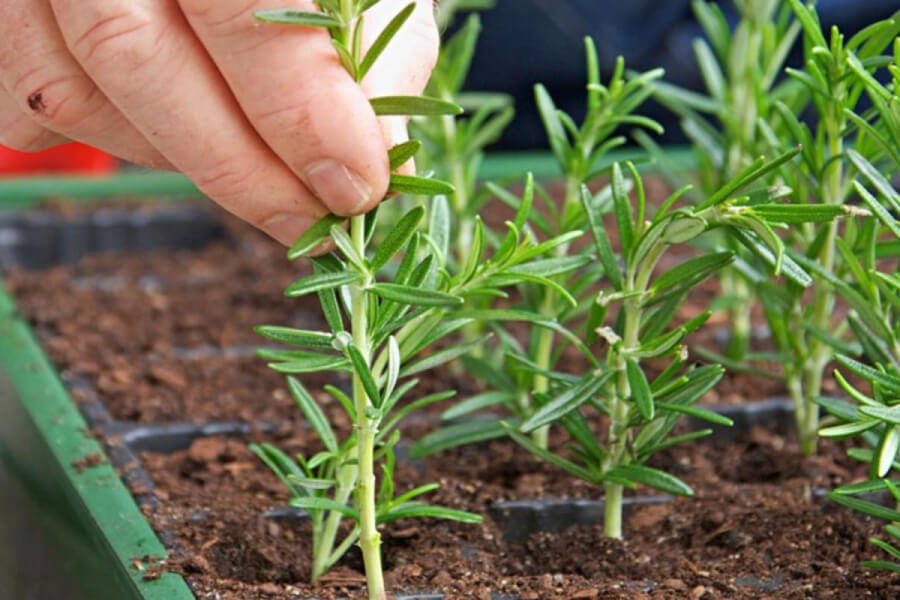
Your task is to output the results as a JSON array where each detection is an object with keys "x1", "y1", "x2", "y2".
[
  {"x1": 0, "y1": 147, "x2": 695, "y2": 208},
  {"x1": 0, "y1": 283, "x2": 195, "y2": 600}
]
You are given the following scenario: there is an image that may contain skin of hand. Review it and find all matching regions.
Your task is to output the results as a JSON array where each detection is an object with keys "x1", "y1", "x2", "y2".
[{"x1": 0, "y1": 0, "x2": 439, "y2": 246}]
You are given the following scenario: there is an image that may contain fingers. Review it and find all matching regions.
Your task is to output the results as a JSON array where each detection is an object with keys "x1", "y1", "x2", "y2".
[
  {"x1": 49, "y1": 0, "x2": 329, "y2": 246},
  {"x1": 0, "y1": 86, "x2": 67, "y2": 151},
  {"x1": 177, "y1": 0, "x2": 391, "y2": 216},
  {"x1": 0, "y1": 0, "x2": 168, "y2": 168}
]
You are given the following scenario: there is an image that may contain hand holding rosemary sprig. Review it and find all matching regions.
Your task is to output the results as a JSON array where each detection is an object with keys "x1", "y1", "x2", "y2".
[
  {"x1": 251, "y1": 2, "x2": 464, "y2": 597},
  {"x1": 252, "y1": 6, "x2": 590, "y2": 597}
]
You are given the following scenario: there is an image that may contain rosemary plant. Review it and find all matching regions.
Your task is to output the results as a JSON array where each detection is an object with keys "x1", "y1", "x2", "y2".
[
  {"x1": 412, "y1": 42, "x2": 666, "y2": 455},
  {"x1": 748, "y1": 1, "x2": 898, "y2": 455},
  {"x1": 814, "y1": 129, "x2": 900, "y2": 573},
  {"x1": 648, "y1": 0, "x2": 804, "y2": 361},
  {"x1": 821, "y1": 347, "x2": 900, "y2": 573},
  {"x1": 502, "y1": 149, "x2": 850, "y2": 538}
]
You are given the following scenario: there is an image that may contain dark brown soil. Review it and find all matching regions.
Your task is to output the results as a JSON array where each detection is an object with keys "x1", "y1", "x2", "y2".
[{"x1": 141, "y1": 426, "x2": 898, "y2": 599}]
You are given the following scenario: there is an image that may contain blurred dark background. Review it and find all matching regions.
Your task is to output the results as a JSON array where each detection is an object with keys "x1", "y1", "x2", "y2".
[{"x1": 458, "y1": 0, "x2": 900, "y2": 149}]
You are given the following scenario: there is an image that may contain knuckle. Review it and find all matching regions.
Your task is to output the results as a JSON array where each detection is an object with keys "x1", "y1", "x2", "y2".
[
  {"x1": 18, "y1": 75, "x2": 96, "y2": 132},
  {"x1": 179, "y1": 0, "x2": 259, "y2": 36},
  {"x1": 71, "y1": 11, "x2": 162, "y2": 70},
  {"x1": 193, "y1": 162, "x2": 259, "y2": 201}
]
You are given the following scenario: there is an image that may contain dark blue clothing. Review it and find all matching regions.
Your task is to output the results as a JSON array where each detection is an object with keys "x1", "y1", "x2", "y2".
[{"x1": 461, "y1": 0, "x2": 900, "y2": 149}]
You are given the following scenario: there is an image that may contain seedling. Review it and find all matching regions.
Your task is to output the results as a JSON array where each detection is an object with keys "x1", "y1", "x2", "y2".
[
  {"x1": 251, "y1": 2, "x2": 464, "y2": 596},
  {"x1": 815, "y1": 140, "x2": 899, "y2": 573},
  {"x1": 412, "y1": 41, "x2": 666, "y2": 455},
  {"x1": 497, "y1": 148, "x2": 846, "y2": 537},
  {"x1": 747, "y1": 1, "x2": 897, "y2": 455}
]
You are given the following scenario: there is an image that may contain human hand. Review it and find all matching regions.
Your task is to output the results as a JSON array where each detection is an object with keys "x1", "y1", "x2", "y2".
[{"x1": 0, "y1": 0, "x2": 439, "y2": 245}]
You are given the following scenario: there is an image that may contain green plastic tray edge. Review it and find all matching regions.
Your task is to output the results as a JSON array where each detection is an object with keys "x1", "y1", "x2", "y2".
[
  {"x1": 0, "y1": 148, "x2": 696, "y2": 207},
  {"x1": 0, "y1": 282, "x2": 194, "y2": 600}
]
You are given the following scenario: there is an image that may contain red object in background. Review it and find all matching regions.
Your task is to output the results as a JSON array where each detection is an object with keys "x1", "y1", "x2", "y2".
[{"x1": 0, "y1": 142, "x2": 117, "y2": 176}]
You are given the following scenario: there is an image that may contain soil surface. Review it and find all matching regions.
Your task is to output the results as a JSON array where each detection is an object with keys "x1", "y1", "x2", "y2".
[
  {"x1": 141, "y1": 425, "x2": 898, "y2": 599},
  {"x1": 6, "y1": 200, "x2": 893, "y2": 598}
]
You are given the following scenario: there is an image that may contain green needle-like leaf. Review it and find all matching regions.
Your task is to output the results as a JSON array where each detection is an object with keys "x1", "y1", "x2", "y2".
[
  {"x1": 370, "y1": 95, "x2": 463, "y2": 116},
  {"x1": 521, "y1": 373, "x2": 611, "y2": 432},
  {"x1": 358, "y1": 2, "x2": 416, "y2": 79},
  {"x1": 534, "y1": 83, "x2": 571, "y2": 166},
  {"x1": 370, "y1": 206, "x2": 424, "y2": 271},
  {"x1": 655, "y1": 402, "x2": 734, "y2": 427},
  {"x1": 605, "y1": 464, "x2": 694, "y2": 496},
  {"x1": 267, "y1": 356, "x2": 350, "y2": 374},
  {"x1": 254, "y1": 325, "x2": 334, "y2": 350},
  {"x1": 389, "y1": 174, "x2": 455, "y2": 196},
  {"x1": 388, "y1": 140, "x2": 422, "y2": 170},
  {"x1": 290, "y1": 496, "x2": 359, "y2": 520},
  {"x1": 861, "y1": 406, "x2": 900, "y2": 426},
  {"x1": 287, "y1": 377, "x2": 338, "y2": 453},
  {"x1": 410, "y1": 419, "x2": 507, "y2": 458},
  {"x1": 819, "y1": 420, "x2": 880, "y2": 438},
  {"x1": 505, "y1": 424, "x2": 599, "y2": 483},
  {"x1": 749, "y1": 203, "x2": 859, "y2": 224},
  {"x1": 287, "y1": 214, "x2": 345, "y2": 260},
  {"x1": 378, "y1": 502, "x2": 483, "y2": 524},
  {"x1": 369, "y1": 283, "x2": 463, "y2": 307},
  {"x1": 827, "y1": 492, "x2": 900, "y2": 523},
  {"x1": 877, "y1": 426, "x2": 900, "y2": 478},
  {"x1": 582, "y1": 184, "x2": 622, "y2": 290},
  {"x1": 838, "y1": 355, "x2": 900, "y2": 395},
  {"x1": 285, "y1": 271, "x2": 362, "y2": 297},
  {"x1": 651, "y1": 252, "x2": 733, "y2": 295},
  {"x1": 346, "y1": 344, "x2": 382, "y2": 408},
  {"x1": 254, "y1": 9, "x2": 341, "y2": 27},
  {"x1": 626, "y1": 360, "x2": 654, "y2": 420}
]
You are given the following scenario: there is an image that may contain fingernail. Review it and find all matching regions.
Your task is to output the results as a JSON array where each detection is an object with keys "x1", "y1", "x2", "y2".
[
  {"x1": 262, "y1": 213, "x2": 317, "y2": 247},
  {"x1": 303, "y1": 160, "x2": 372, "y2": 215}
]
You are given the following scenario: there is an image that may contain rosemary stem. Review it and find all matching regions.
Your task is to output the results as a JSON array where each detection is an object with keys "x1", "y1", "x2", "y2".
[
  {"x1": 349, "y1": 214, "x2": 386, "y2": 600},
  {"x1": 798, "y1": 129, "x2": 843, "y2": 455},
  {"x1": 530, "y1": 176, "x2": 580, "y2": 447},
  {"x1": 440, "y1": 110, "x2": 472, "y2": 266},
  {"x1": 603, "y1": 254, "x2": 648, "y2": 538},
  {"x1": 530, "y1": 290, "x2": 555, "y2": 448},
  {"x1": 313, "y1": 456, "x2": 358, "y2": 581},
  {"x1": 604, "y1": 300, "x2": 639, "y2": 538},
  {"x1": 603, "y1": 241, "x2": 663, "y2": 537}
]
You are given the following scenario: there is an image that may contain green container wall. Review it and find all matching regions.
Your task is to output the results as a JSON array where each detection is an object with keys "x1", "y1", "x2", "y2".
[{"x1": 0, "y1": 287, "x2": 194, "y2": 600}]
